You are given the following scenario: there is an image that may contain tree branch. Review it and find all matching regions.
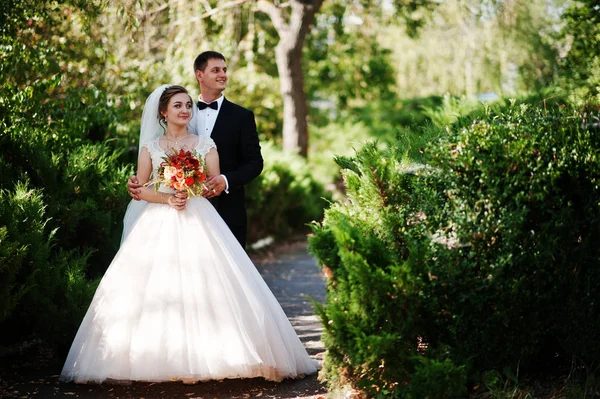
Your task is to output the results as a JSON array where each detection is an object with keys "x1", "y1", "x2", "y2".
[
  {"x1": 198, "y1": 0, "x2": 212, "y2": 12},
  {"x1": 139, "y1": 1, "x2": 170, "y2": 18},
  {"x1": 287, "y1": 0, "x2": 324, "y2": 51},
  {"x1": 200, "y1": 0, "x2": 249, "y2": 19},
  {"x1": 256, "y1": 0, "x2": 287, "y2": 33}
]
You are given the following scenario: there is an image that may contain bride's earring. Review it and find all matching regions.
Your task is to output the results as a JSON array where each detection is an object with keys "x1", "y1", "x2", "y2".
[{"x1": 161, "y1": 116, "x2": 167, "y2": 124}]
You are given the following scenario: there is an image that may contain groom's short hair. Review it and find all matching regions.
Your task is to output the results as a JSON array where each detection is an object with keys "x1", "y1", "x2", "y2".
[{"x1": 194, "y1": 51, "x2": 226, "y2": 72}]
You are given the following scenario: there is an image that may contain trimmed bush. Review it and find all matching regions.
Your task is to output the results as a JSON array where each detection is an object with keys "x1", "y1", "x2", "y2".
[
  {"x1": 309, "y1": 141, "x2": 434, "y2": 397},
  {"x1": 309, "y1": 101, "x2": 600, "y2": 397}
]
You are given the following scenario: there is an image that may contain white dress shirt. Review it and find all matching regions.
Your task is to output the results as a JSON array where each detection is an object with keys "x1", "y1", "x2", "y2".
[{"x1": 194, "y1": 94, "x2": 225, "y2": 138}]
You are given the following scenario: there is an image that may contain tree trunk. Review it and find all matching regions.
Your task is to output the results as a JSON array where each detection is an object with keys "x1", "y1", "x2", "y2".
[
  {"x1": 257, "y1": 0, "x2": 323, "y2": 157},
  {"x1": 276, "y1": 40, "x2": 309, "y2": 156}
]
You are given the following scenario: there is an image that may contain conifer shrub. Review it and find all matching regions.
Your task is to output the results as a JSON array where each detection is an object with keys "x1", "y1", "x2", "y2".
[
  {"x1": 0, "y1": 182, "x2": 97, "y2": 349},
  {"x1": 0, "y1": 183, "x2": 52, "y2": 325},
  {"x1": 0, "y1": 82, "x2": 130, "y2": 348},
  {"x1": 309, "y1": 101, "x2": 600, "y2": 397}
]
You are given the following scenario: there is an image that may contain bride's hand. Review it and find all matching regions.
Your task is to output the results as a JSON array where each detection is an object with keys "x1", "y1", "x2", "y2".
[
  {"x1": 167, "y1": 194, "x2": 186, "y2": 211},
  {"x1": 174, "y1": 190, "x2": 189, "y2": 200},
  {"x1": 128, "y1": 175, "x2": 142, "y2": 201}
]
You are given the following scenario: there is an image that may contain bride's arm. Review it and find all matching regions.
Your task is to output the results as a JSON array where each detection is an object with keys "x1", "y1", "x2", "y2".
[
  {"x1": 135, "y1": 147, "x2": 183, "y2": 209},
  {"x1": 205, "y1": 147, "x2": 220, "y2": 177}
]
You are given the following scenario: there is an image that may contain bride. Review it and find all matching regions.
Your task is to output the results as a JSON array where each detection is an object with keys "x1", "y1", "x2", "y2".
[{"x1": 60, "y1": 85, "x2": 319, "y2": 384}]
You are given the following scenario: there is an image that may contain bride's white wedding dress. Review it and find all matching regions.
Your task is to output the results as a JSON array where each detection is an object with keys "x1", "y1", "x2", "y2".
[{"x1": 60, "y1": 136, "x2": 318, "y2": 383}]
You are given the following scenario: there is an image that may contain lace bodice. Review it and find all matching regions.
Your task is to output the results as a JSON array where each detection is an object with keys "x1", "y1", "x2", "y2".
[{"x1": 142, "y1": 135, "x2": 216, "y2": 192}]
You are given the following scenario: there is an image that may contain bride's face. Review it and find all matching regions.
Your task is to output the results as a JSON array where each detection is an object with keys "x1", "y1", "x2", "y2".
[{"x1": 163, "y1": 93, "x2": 193, "y2": 126}]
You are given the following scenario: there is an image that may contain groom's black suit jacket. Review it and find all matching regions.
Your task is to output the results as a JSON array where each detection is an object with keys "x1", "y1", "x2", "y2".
[{"x1": 208, "y1": 98, "x2": 263, "y2": 248}]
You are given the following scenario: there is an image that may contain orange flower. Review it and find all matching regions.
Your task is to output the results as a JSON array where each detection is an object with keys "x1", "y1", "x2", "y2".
[{"x1": 144, "y1": 148, "x2": 208, "y2": 196}]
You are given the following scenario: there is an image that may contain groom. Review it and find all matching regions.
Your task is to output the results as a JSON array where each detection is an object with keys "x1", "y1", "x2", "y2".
[{"x1": 127, "y1": 51, "x2": 263, "y2": 248}]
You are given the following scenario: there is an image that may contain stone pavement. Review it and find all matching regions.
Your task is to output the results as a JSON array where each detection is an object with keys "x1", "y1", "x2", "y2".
[{"x1": 0, "y1": 241, "x2": 328, "y2": 399}]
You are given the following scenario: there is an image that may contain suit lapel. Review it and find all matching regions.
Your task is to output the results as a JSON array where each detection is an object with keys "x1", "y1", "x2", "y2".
[{"x1": 211, "y1": 98, "x2": 230, "y2": 140}]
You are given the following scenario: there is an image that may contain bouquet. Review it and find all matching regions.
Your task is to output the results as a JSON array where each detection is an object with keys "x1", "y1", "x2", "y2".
[{"x1": 145, "y1": 148, "x2": 207, "y2": 196}]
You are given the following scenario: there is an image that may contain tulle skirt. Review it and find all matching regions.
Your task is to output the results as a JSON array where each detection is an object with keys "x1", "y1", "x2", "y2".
[{"x1": 60, "y1": 197, "x2": 318, "y2": 383}]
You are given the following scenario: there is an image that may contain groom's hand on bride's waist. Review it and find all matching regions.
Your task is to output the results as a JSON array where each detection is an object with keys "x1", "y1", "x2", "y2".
[{"x1": 127, "y1": 174, "x2": 142, "y2": 201}]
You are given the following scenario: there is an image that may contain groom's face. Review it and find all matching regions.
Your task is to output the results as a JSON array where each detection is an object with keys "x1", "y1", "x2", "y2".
[{"x1": 197, "y1": 58, "x2": 228, "y2": 94}]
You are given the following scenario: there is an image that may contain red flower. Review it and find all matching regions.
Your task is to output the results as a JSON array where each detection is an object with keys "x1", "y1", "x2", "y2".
[{"x1": 144, "y1": 148, "x2": 208, "y2": 197}]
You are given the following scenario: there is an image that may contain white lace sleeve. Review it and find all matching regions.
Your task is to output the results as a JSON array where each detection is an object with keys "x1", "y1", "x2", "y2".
[
  {"x1": 196, "y1": 135, "x2": 217, "y2": 159},
  {"x1": 140, "y1": 137, "x2": 160, "y2": 155},
  {"x1": 140, "y1": 138, "x2": 166, "y2": 180}
]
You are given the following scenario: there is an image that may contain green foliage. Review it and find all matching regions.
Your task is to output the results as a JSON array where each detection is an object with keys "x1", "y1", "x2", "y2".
[
  {"x1": 383, "y1": 0, "x2": 561, "y2": 98},
  {"x1": 0, "y1": 0, "x2": 104, "y2": 91},
  {"x1": 309, "y1": 102, "x2": 444, "y2": 189},
  {"x1": 420, "y1": 93, "x2": 483, "y2": 127},
  {"x1": 408, "y1": 356, "x2": 468, "y2": 399},
  {"x1": 305, "y1": 1, "x2": 397, "y2": 111},
  {"x1": 0, "y1": 182, "x2": 98, "y2": 348},
  {"x1": 422, "y1": 102, "x2": 600, "y2": 374},
  {"x1": 309, "y1": 140, "x2": 433, "y2": 398},
  {"x1": 310, "y1": 100, "x2": 600, "y2": 397},
  {"x1": 480, "y1": 369, "x2": 534, "y2": 399},
  {"x1": 0, "y1": 83, "x2": 130, "y2": 345},
  {"x1": 0, "y1": 183, "x2": 51, "y2": 325},
  {"x1": 1, "y1": 80, "x2": 132, "y2": 271},
  {"x1": 309, "y1": 121, "x2": 378, "y2": 185},
  {"x1": 245, "y1": 142, "x2": 331, "y2": 243},
  {"x1": 559, "y1": 0, "x2": 600, "y2": 101},
  {"x1": 0, "y1": 1, "x2": 132, "y2": 348},
  {"x1": 342, "y1": 95, "x2": 442, "y2": 134}
]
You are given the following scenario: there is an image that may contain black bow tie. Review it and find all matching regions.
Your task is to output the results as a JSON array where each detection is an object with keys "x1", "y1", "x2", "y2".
[{"x1": 197, "y1": 101, "x2": 218, "y2": 110}]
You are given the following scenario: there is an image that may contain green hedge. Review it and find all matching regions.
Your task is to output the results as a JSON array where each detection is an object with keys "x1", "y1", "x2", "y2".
[
  {"x1": 0, "y1": 80, "x2": 131, "y2": 349},
  {"x1": 309, "y1": 101, "x2": 600, "y2": 397}
]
